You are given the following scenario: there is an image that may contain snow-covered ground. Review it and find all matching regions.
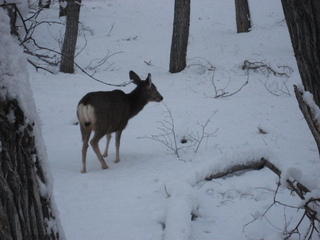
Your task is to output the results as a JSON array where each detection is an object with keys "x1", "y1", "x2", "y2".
[{"x1": 25, "y1": 0, "x2": 320, "y2": 239}]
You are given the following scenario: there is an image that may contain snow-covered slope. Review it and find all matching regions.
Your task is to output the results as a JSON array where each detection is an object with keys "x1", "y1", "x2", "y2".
[{"x1": 28, "y1": 0, "x2": 320, "y2": 239}]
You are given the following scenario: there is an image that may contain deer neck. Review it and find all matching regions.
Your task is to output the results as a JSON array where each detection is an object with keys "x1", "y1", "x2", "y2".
[{"x1": 128, "y1": 88, "x2": 149, "y2": 118}]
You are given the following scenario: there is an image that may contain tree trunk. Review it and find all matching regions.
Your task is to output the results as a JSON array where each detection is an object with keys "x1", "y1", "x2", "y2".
[
  {"x1": 39, "y1": 0, "x2": 51, "y2": 9},
  {"x1": 0, "y1": 98, "x2": 61, "y2": 240},
  {"x1": 235, "y1": 0, "x2": 251, "y2": 33},
  {"x1": 0, "y1": 9, "x2": 64, "y2": 239},
  {"x1": 169, "y1": 0, "x2": 190, "y2": 73},
  {"x1": 0, "y1": 4, "x2": 18, "y2": 36},
  {"x1": 60, "y1": 0, "x2": 81, "y2": 73},
  {"x1": 281, "y1": 0, "x2": 320, "y2": 106}
]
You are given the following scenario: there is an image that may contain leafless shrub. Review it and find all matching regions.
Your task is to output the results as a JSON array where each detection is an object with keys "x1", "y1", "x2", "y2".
[
  {"x1": 190, "y1": 58, "x2": 293, "y2": 98},
  {"x1": 205, "y1": 158, "x2": 319, "y2": 239},
  {"x1": 236, "y1": 159, "x2": 320, "y2": 240},
  {"x1": 257, "y1": 182, "x2": 320, "y2": 240},
  {"x1": 139, "y1": 102, "x2": 218, "y2": 158},
  {"x1": 187, "y1": 110, "x2": 218, "y2": 153},
  {"x1": 212, "y1": 66, "x2": 249, "y2": 98},
  {"x1": 188, "y1": 57, "x2": 248, "y2": 98},
  {"x1": 242, "y1": 60, "x2": 293, "y2": 96}
]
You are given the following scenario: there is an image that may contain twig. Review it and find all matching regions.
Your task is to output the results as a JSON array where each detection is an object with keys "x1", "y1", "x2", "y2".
[
  {"x1": 209, "y1": 157, "x2": 318, "y2": 239},
  {"x1": 187, "y1": 57, "x2": 216, "y2": 71},
  {"x1": 27, "y1": 59, "x2": 56, "y2": 74},
  {"x1": 106, "y1": 23, "x2": 114, "y2": 37},
  {"x1": 242, "y1": 60, "x2": 292, "y2": 78},
  {"x1": 86, "y1": 50, "x2": 123, "y2": 71},
  {"x1": 144, "y1": 60, "x2": 153, "y2": 66},
  {"x1": 242, "y1": 60, "x2": 293, "y2": 96},
  {"x1": 212, "y1": 66, "x2": 248, "y2": 98},
  {"x1": 138, "y1": 102, "x2": 181, "y2": 158},
  {"x1": 164, "y1": 184, "x2": 171, "y2": 198},
  {"x1": 187, "y1": 110, "x2": 218, "y2": 153}
]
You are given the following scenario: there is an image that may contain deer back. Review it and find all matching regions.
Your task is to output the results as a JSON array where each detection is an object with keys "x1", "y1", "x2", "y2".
[{"x1": 78, "y1": 90, "x2": 131, "y2": 134}]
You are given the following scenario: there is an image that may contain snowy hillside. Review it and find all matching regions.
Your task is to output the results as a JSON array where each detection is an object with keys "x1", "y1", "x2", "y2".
[{"x1": 27, "y1": 0, "x2": 320, "y2": 239}]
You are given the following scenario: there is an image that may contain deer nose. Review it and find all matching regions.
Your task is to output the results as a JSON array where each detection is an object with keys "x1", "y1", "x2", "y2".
[{"x1": 158, "y1": 95, "x2": 163, "y2": 102}]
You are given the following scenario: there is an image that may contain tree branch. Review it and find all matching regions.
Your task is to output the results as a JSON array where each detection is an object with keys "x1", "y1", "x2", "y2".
[
  {"x1": 205, "y1": 159, "x2": 265, "y2": 180},
  {"x1": 205, "y1": 157, "x2": 320, "y2": 239},
  {"x1": 294, "y1": 85, "x2": 320, "y2": 156}
]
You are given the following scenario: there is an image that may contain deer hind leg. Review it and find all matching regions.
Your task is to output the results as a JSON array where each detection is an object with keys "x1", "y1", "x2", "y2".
[
  {"x1": 80, "y1": 125, "x2": 91, "y2": 173},
  {"x1": 114, "y1": 130, "x2": 123, "y2": 163},
  {"x1": 102, "y1": 133, "x2": 112, "y2": 157},
  {"x1": 90, "y1": 132, "x2": 109, "y2": 170}
]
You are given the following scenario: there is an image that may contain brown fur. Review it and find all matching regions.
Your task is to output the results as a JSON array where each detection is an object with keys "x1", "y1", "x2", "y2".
[{"x1": 77, "y1": 71, "x2": 163, "y2": 173}]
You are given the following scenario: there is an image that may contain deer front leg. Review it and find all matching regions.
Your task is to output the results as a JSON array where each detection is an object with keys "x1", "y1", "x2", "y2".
[
  {"x1": 114, "y1": 130, "x2": 122, "y2": 163},
  {"x1": 102, "y1": 133, "x2": 112, "y2": 157}
]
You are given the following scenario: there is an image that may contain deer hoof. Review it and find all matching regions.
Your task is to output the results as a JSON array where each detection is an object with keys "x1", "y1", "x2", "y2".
[
  {"x1": 101, "y1": 164, "x2": 109, "y2": 169},
  {"x1": 81, "y1": 169, "x2": 86, "y2": 174},
  {"x1": 114, "y1": 159, "x2": 120, "y2": 163}
]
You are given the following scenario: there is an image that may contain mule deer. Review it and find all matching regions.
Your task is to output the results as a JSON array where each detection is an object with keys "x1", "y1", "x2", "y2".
[{"x1": 77, "y1": 71, "x2": 163, "y2": 173}]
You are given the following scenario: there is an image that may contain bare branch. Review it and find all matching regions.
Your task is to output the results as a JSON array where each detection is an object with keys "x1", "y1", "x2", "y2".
[
  {"x1": 211, "y1": 65, "x2": 248, "y2": 98},
  {"x1": 206, "y1": 157, "x2": 319, "y2": 239},
  {"x1": 27, "y1": 59, "x2": 56, "y2": 74},
  {"x1": 187, "y1": 110, "x2": 218, "y2": 153},
  {"x1": 294, "y1": 85, "x2": 320, "y2": 155},
  {"x1": 106, "y1": 23, "x2": 115, "y2": 37},
  {"x1": 86, "y1": 50, "x2": 123, "y2": 71},
  {"x1": 13, "y1": 4, "x2": 128, "y2": 87},
  {"x1": 242, "y1": 60, "x2": 293, "y2": 96},
  {"x1": 138, "y1": 103, "x2": 218, "y2": 158},
  {"x1": 138, "y1": 102, "x2": 181, "y2": 158}
]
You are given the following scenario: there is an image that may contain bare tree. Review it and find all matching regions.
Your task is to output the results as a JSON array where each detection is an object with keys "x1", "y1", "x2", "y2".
[
  {"x1": 60, "y1": 0, "x2": 82, "y2": 73},
  {"x1": 169, "y1": 0, "x2": 190, "y2": 73},
  {"x1": 281, "y1": 0, "x2": 320, "y2": 155},
  {"x1": 281, "y1": 0, "x2": 320, "y2": 107},
  {"x1": 235, "y1": 0, "x2": 251, "y2": 33}
]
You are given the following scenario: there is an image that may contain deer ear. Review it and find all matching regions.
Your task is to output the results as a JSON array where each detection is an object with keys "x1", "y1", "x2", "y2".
[
  {"x1": 146, "y1": 73, "x2": 152, "y2": 88},
  {"x1": 129, "y1": 71, "x2": 141, "y2": 85}
]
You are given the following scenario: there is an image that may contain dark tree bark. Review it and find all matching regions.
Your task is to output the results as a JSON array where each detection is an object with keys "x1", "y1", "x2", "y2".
[
  {"x1": 0, "y1": 11, "x2": 63, "y2": 239},
  {"x1": 59, "y1": 0, "x2": 67, "y2": 17},
  {"x1": 235, "y1": 0, "x2": 251, "y2": 33},
  {"x1": 0, "y1": 98, "x2": 61, "y2": 240},
  {"x1": 169, "y1": 0, "x2": 190, "y2": 73},
  {"x1": 39, "y1": 0, "x2": 51, "y2": 9},
  {"x1": 294, "y1": 85, "x2": 320, "y2": 156},
  {"x1": 0, "y1": 4, "x2": 18, "y2": 36},
  {"x1": 60, "y1": 0, "x2": 82, "y2": 73},
  {"x1": 281, "y1": 0, "x2": 320, "y2": 106}
]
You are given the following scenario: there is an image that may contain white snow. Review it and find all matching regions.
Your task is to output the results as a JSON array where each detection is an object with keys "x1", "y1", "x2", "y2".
[
  {"x1": 16, "y1": 0, "x2": 320, "y2": 239},
  {"x1": 301, "y1": 86, "x2": 320, "y2": 130}
]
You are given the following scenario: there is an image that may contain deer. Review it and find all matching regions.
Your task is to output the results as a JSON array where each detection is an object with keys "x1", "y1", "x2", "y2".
[{"x1": 77, "y1": 71, "x2": 163, "y2": 173}]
